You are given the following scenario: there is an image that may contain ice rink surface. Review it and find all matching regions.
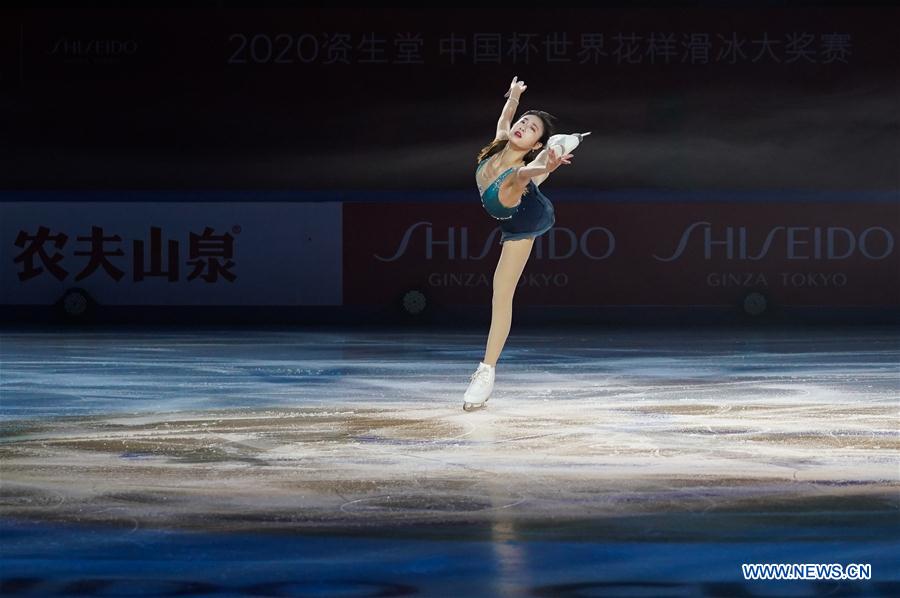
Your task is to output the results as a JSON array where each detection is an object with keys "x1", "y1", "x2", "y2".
[{"x1": 1, "y1": 325, "x2": 898, "y2": 596}]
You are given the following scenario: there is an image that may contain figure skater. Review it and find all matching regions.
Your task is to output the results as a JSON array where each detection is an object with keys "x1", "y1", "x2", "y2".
[{"x1": 463, "y1": 76, "x2": 574, "y2": 411}]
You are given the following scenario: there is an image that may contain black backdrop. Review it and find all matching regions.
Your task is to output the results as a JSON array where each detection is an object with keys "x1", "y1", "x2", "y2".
[{"x1": 2, "y1": 1, "x2": 897, "y2": 192}]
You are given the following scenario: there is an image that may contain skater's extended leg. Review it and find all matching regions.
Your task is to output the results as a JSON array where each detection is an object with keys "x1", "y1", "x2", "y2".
[{"x1": 483, "y1": 237, "x2": 535, "y2": 366}]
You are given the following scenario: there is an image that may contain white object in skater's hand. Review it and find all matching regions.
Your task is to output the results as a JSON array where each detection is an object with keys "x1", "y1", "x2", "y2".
[{"x1": 547, "y1": 132, "x2": 591, "y2": 156}]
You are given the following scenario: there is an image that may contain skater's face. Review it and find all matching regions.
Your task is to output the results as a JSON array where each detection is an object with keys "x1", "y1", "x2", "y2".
[{"x1": 508, "y1": 115, "x2": 544, "y2": 152}]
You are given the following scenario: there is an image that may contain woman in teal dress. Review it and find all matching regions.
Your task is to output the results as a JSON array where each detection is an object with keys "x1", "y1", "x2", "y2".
[{"x1": 463, "y1": 76, "x2": 574, "y2": 411}]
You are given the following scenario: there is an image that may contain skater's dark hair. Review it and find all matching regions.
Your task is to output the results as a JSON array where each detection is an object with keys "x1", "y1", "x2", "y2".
[{"x1": 476, "y1": 110, "x2": 558, "y2": 195}]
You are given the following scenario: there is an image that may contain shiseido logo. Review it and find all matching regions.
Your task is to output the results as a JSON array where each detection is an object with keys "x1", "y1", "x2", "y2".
[
  {"x1": 373, "y1": 222, "x2": 614, "y2": 261},
  {"x1": 49, "y1": 37, "x2": 139, "y2": 57},
  {"x1": 654, "y1": 222, "x2": 894, "y2": 261}
]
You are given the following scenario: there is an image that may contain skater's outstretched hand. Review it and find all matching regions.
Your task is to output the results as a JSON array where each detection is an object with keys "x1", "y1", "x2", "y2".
[
  {"x1": 504, "y1": 75, "x2": 527, "y2": 99},
  {"x1": 545, "y1": 146, "x2": 573, "y2": 173}
]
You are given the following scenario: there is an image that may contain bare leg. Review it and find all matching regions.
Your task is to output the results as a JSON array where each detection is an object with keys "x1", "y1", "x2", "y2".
[{"x1": 483, "y1": 237, "x2": 535, "y2": 366}]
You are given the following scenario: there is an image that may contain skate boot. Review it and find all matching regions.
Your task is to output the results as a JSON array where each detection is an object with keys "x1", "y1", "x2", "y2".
[{"x1": 463, "y1": 361, "x2": 495, "y2": 411}]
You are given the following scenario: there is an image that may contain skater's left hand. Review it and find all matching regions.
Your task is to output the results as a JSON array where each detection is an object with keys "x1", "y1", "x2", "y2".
[{"x1": 545, "y1": 146, "x2": 573, "y2": 173}]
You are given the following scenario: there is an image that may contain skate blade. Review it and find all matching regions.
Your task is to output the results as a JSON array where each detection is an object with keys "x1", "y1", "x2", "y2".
[{"x1": 462, "y1": 398, "x2": 489, "y2": 412}]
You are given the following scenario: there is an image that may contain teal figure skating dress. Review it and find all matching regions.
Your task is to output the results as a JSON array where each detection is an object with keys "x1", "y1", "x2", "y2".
[{"x1": 476, "y1": 155, "x2": 555, "y2": 245}]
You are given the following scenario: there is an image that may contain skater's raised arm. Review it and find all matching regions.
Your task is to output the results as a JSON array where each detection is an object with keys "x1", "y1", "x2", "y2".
[{"x1": 494, "y1": 76, "x2": 527, "y2": 141}]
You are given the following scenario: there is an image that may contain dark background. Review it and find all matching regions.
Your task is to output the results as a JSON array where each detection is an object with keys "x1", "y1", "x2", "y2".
[{"x1": 1, "y1": 1, "x2": 897, "y2": 192}]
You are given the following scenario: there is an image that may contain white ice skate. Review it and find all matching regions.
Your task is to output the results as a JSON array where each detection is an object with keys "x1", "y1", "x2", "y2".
[
  {"x1": 546, "y1": 131, "x2": 591, "y2": 156},
  {"x1": 463, "y1": 361, "x2": 495, "y2": 411}
]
